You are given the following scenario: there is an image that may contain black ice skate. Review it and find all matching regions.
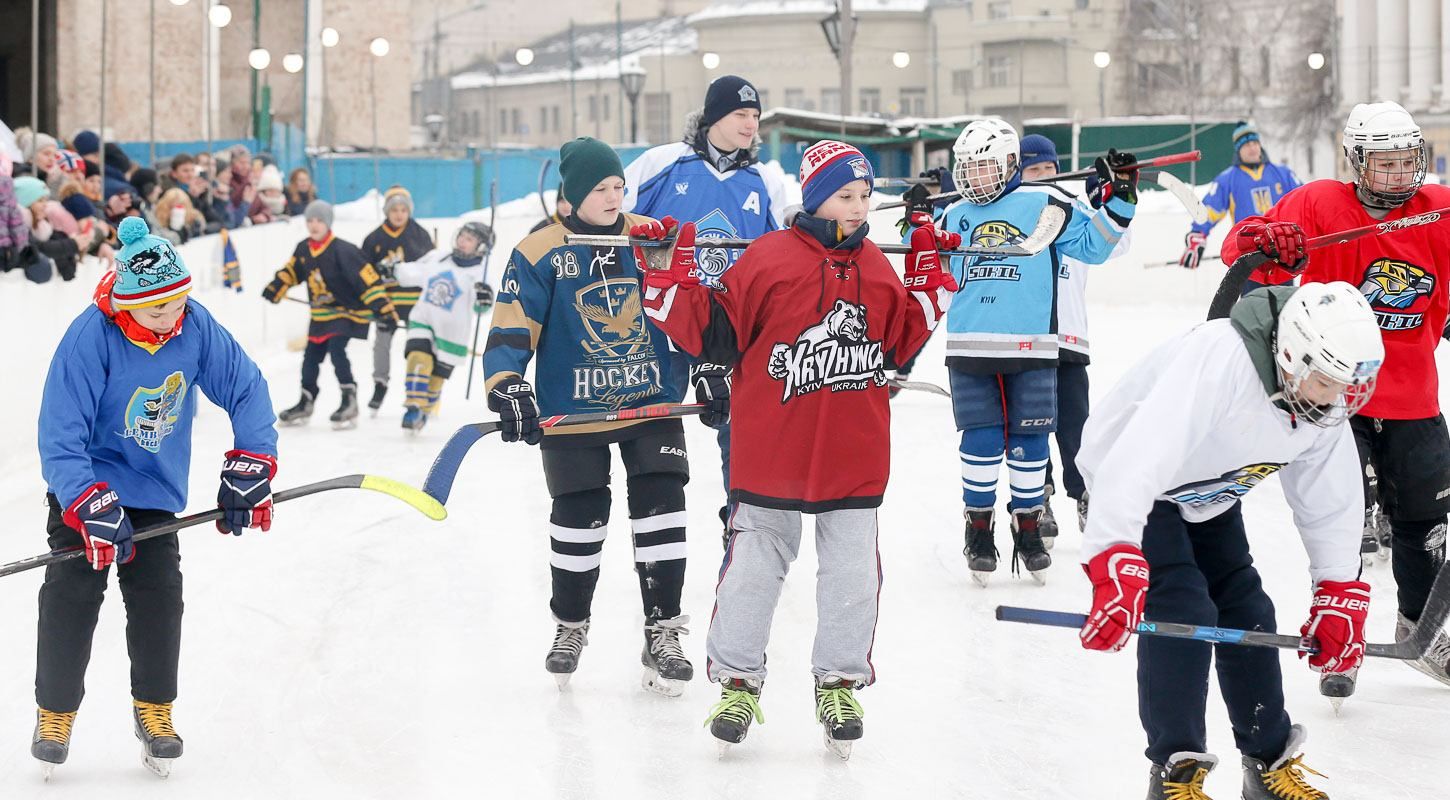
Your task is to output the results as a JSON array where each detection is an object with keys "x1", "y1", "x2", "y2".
[
  {"x1": 545, "y1": 619, "x2": 590, "y2": 689},
  {"x1": 963, "y1": 508, "x2": 998, "y2": 587},
  {"x1": 719, "y1": 505, "x2": 731, "y2": 551},
  {"x1": 1398, "y1": 611, "x2": 1450, "y2": 687},
  {"x1": 133, "y1": 700, "x2": 183, "y2": 779},
  {"x1": 367, "y1": 381, "x2": 387, "y2": 415},
  {"x1": 815, "y1": 678, "x2": 864, "y2": 760},
  {"x1": 1360, "y1": 508, "x2": 1380, "y2": 567},
  {"x1": 31, "y1": 708, "x2": 76, "y2": 781},
  {"x1": 706, "y1": 678, "x2": 763, "y2": 755},
  {"x1": 1146, "y1": 751, "x2": 1217, "y2": 800},
  {"x1": 1010, "y1": 506, "x2": 1052, "y2": 584},
  {"x1": 330, "y1": 383, "x2": 359, "y2": 430},
  {"x1": 277, "y1": 389, "x2": 315, "y2": 426},
  {"x1": 1317, "y1": 664, "x2": 1358, "y2": 713},
  {"x1": 1077, "y1": 493, "x2": 1090, "y2": 533},
  {"x1": 641, "y1": 615, "x2": 693, "y2": 697},
  {"x1": 1373, "y1": 506, "x2": 1392, "y2": 560},
  {"x1": 1040, "y1": 483, "x2": 1060, "y2": 551},
  {"x1": 1241, "y1": 724, "x2": 1328, "y2": 800}
]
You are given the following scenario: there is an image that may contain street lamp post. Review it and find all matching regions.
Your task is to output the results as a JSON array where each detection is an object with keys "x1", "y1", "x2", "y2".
[
  {"x1": 1093, "y1": 50, "x2": 1111, "y2": 119},
  {"x1": 620, "y1": 65, "x2": 646, "y2": 144},
  {"x1": 370, "y1": 37, "x2": 390, "y2": 198},
  {"x1": 819, "y1": 1, "x2": 855, "y2": 134},
  {"x1": 249, "y1": 47, "x2": 272, "y2": 148}
]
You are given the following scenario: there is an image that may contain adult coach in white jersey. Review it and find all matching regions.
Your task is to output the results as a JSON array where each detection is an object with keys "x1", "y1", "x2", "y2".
[
  {"x1": 1074, "y1": 283, "x2": 1383, "y2": 800},
  {"x1": 622, "y1": 74, "x2": 793, "y2": 540}
]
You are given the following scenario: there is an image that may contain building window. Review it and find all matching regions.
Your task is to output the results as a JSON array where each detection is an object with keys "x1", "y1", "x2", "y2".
[
  {"x1": 859, "y1": 88, "x2": 881, "y2": 114},
  {"x1": 900, "y1": 87, "x2": 927, "y2": 116},
  {"x1": 784, "y1": 87, "x2": 805, "y2": 109},
  {"x1": 988, "y1": 1, "x2": 1011, "y2": 19},
  {"x1": 552, "y1": 106, "x2": 561, "y2": 133},
  {"x1": 821, "y1": 87, "x2": 841, "y2": 114},
  {"x1": 511, "y1": 108, "x2": 522, "y2": 135},
  {"x1": 952, "y1": 69, "x2": 974, "y2": 96},
  {"x1": 987, "y1": 55, "x2": 1012, "y2": 88},
  {"x1": 541, "y1": 106, "x2": 549, "y2": 132},
  {"x1": 644, "y1": 91, "x2": 672, "y2": 143}
]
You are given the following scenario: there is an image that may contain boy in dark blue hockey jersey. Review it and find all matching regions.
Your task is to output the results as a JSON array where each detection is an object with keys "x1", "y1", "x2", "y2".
[{"x1": 32, "y1": 216, "x2": 278, "y2": 777}]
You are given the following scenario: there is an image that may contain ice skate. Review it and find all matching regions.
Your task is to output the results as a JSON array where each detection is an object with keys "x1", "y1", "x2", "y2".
[
  {"x1": 1077, "y1": 493, "x2": 1090, "y2": 533},
  {"x1": 1146, "y1": 751, "x2": 1217, "y2": 800},
  {"x1": 963, "y1": 507, "x2": 998, "y2": 587},
  {"x1": 1359, "y1": 508, "x2": 1380, "y2": 567},
  {"x1": 1397, "y1": 611, "x2": 1450, "y2": 687},
  {"x1": 1039, "y1": 484, "x2": 1059, "y2": 550},
  {"x1": 1010, "y1": 506, "x2": 1052, "y2": 584},
  {"x1": 1374, "y1": 506, "x2": 1392, "y2": 560},
  {"x1": 1241, "y1": 724, "x2": 1328, "y2": 799},
  {"x1": 641, "y1": 615, "x2": 693, "y2": 697},
  {"x1": 31, "y1": 708, "x2": 76, "y2": 781},
  {"x1": 330, "y1": 383, "x2": 359, "y2": 430},
  {"x1": 814, "y1": 678, "x2": 864, "y2": 760},
  {"x1": 545, "y1": 619, "x2": 589, "y2": 689},
  {"x1": 132, "y1": 701, "x2": 183, "y2": 779},
  {"x1": 367, "y1": 381, "x2": 387, "y2": 416},
  {"x1": 277, "y1": 389, "x2": 315, "y2": 426},
  {"x1": 705, "y1": 677, "x2": 763, "y2": 755},
  {"x1": 1318, "y1": 664, "x2": 1359, "y2": 713},
  {"x1": 401, "y1": 406, "x2": 428, "y2": 434}
]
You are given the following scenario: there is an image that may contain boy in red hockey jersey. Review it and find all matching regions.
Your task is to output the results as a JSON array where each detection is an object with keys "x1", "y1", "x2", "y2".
[{"x1": 639, "y1": 140, "x2": 959, "y2": 757}]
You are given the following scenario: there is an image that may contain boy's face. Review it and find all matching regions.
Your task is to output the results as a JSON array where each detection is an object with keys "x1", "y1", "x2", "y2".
[
  {"x1": 386, "y1": 205, "x2": 411, "y2": 228},
  {"x1": 133, "y1": 296, "x2": 187, "y2": 333},
  {"x1": 455, "y1": 230, "x2": 482, "y2": 255},
  {"x1": 708, "y1": 109, "x2": 760, "y2": 152},
  {"x1": 1365, "y1": 149, "x2": 1420, "y2": 197},
  {"x1": 575, "y1": 177, "x2": 625, "y2": 227},
  {"x1": 813, "y1": 180, "x2": 872, "y2": 236},
  {"x1": 306, "y1": 217, "x2": 329, "y2": 240},
  {"x1": 172, "y1": 162, "x2": 196, "y2": 184},
  {"x1": 1020, "y1": 162, "x2": 1058, "y2": 181}
]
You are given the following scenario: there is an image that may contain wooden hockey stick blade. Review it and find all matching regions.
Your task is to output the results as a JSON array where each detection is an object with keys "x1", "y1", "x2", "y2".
[
  {"x1": 0, "y1": 474, "x2": 446, "y2": 579},
  {"x1": 421, "y1": 404, "x2": 707, "y2": 504},
  {"x1": 888, "y1": 378, "x2": 950, "y2": 397},
  {"x1": 1155, "y1": 171, "x2": 1209, "y2": 224}
]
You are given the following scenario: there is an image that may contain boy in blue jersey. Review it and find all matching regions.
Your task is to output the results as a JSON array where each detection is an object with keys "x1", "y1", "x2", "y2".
[
  {"x1": 484, "y1": 137, "x2": 695, "y2": 695},
  {"x1": 1178, "y1": 122, "x2": 1301, "y2": 283},
  {"x1": 623, "y1": 75, "x2": 792, "y2": 542},
  {"x1": 33, "y1": 216, "x2": 278, "y2": 776},
  {"x1": 938, "y1": 119, "x2": 1137, "y2": 585}
]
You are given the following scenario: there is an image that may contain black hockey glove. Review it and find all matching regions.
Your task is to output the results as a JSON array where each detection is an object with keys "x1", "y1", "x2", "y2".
[
  {"x1": 1092, "y1": 149, "x2": 1139, "y2": 205},
  {"x1": 897, "y1": 183, "x2": 935, "y2": 237},
  {"x1": 488, "y1": 378, "x2": 543, "y2": 444},
  {"x1": 375, "y1": 313, "x2": 399, "y2": 334},
  {"x1": 690, "y1": 362, "x2": 732, "y2": 429},
  {"x1": 474, "y1": 281, "x2": 495, "y2": 313}
]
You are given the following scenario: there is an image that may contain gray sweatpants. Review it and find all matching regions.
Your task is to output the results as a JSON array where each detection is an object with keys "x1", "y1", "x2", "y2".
[
  {"x1": 372, "y1": 325, "x2": 394, "y2": 386},
  {"x1": 705, "y1": 502, "x2": 881, "y2": 686}
]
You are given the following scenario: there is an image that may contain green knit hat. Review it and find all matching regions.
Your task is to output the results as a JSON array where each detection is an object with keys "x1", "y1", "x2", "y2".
[{"x1": 559, "y1": 137, "x2": 625, "y2": 209}]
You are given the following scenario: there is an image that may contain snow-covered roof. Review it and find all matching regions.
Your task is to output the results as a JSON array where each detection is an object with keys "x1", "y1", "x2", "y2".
[
  {"x1": 761, "y1": 107, "x2": 991, "y2": 136},
  {"x1": 451, "y1": 16, "x2": 696, "y2": 91},
  {"x1": 689, "y1": 0, "x2": 927, "y2": 24}
]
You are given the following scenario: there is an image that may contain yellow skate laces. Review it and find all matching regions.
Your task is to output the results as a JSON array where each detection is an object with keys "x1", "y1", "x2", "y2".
[
  {"x1": 133, "y1": 701, "x2": 178, "y2": 739},
  {"x1": 1258, "y1": 755, "x2": 1327, "y2": 800},
  {"x1": 1161, "y1": 764, "x2": 1212, "y2": 800},
  {"x1": 705, "y1": 685, "x2": 764, "y2": 728},
  {"x1": 815, "y1": 685, "x2": 864, "y2": 725},
  {"x1": 35, "y1": 709, "x2": 76, "y2": 743}
]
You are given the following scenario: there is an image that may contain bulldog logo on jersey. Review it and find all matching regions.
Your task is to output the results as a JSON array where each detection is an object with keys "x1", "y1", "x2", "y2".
[
  {"x1": 767, "y1": 299, "x2": 886, "y2": 402},
  {"x1": 961, "y1": 220, "x2": 1025, "y2": 281},
  {"x1": 693, "y1": 208, "x2": 742, "y2": 285},
  {"x1": 572, "y1": 280, "x2": 663, "y2": 410},
  {"x1": 1168, "y1": 463, "x2": 1286, "y2": 508},
  {"x1": 121, "y1": 371, "x2": 188, "y2": 453},
  {"x1": 1359, "y1": 258, "x2": 1435, "y2": 330},
  {"x1": 424, "y1": 271, "x2": 463, "y2": 311}
]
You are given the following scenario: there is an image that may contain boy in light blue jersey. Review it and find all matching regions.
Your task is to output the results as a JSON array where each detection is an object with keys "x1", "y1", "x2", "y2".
[{"x1": 936, "y1": 119, "x2": 1137, "y2": 585}]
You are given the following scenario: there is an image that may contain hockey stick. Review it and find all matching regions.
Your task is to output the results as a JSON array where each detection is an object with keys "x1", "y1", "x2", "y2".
[
  {"x1": 888, "y1": 378, "x2": 950, "y2": 397},
  {"x1": 1155, "y1": 171, "x2": 1209, "y2": 224},
  {"x1": 564, "y1": 204, "x2": 1068, "y2": 260},
  {"x1": 876, "y1": 151, "x2": 1203, "y2": 210},
  {"x1": 537, "y1": 157, "x2": 554, "y2": 220},
  {"x1": 422, "y1": 403, "x2": 705, "y2": 504},
  {"x1": 465, "y1": 179, "x2": 501, "y2": 401},
  {"x1": 995, "y1": 562, "x2": 1450, "y2": 660},
  {"x1": 0, "y1": 475, "x2": 448, "y2": 579},
  {"x1": 1206, "y1": 206, "x2": 1450, "y2": 320},
  {"x1": 1147, "y1": 253, "x2": 1220, "y2": 270}
]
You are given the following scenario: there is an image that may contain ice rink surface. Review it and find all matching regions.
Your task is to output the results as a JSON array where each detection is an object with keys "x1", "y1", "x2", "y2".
[{"x1": 0, "y1": 185, "x2": 1445, "y2": 798}]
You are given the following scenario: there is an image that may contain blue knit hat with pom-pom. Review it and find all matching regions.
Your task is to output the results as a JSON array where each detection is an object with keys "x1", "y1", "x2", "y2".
[{"x1": 112, "y1": 216, "x2": 191, "y2": 310}]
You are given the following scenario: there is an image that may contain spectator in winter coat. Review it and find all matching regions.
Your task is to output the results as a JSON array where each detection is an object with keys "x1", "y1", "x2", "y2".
[
  {"x1": 82, "y1": 161, "x2": 104, "y2": 203},
  {"x1": 15, "y1": 176, "x2": 85, "y2": 281},
  {"x1": 16, "y1": 129, "x2": 59, "y2": 182},
  {"x1": 72, "y1": 130, "x2": 101, "y2": 166},
  {"x1": 161, "y1": 153, "x2": 196, "y2": 194},
  {"x1": 130, "y1": 168, "x2": 162, "y2": 210},
  {"x1": 0, "y1": 153, "x2": 32, "y2": 272},
  {"x1": 248, "y1": 166, "x2": 286, "y2": 224},
  {"x1": 154, "y1": 188, "x2": 205, "y2": 245},
  {"x1": 285, "y1": 168, "x2": 317, "y2": 215},
  {"x1": 227, "y1": 147, "x2": 255, "y2": 218}
]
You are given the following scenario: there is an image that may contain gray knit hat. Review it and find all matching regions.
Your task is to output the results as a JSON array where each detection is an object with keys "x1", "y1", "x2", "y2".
[{"x1": 304, "y1": 199, "x2": 333, "y2": 227}]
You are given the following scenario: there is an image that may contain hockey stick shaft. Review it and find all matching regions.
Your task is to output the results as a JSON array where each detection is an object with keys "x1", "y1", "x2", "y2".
[
  {"x1": 888, "y1": 378, "x2": 950, "y2": 397},
  {"x1": 537, "y1": 157, "x2": 553, "y2": 220},
  {"x1": 877, "y1": 151, "x2": 1203, "y2": 210},
  {"x1": 466, "y1": 181, "x2": 501, "y2": 401},
  {"x1": 0, "y1": 475, "x2": 447, "y2": 579},
  {"x1": 422, "y1": 403, "x2": 706, "y2": 504}
]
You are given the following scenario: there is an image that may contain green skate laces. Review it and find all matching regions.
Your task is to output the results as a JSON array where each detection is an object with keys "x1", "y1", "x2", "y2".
[
  {"x1": 815, "y1": 684, "x2": 863, "y2": 725},
  {"x1": 705, "y1": 684, "x2": 764, "y2": 728}
]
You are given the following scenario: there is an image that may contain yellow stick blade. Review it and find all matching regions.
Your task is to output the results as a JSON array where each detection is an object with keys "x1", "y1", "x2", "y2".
[{"x1": 359, "y1": 475, "x2": 449, "y2": 520}]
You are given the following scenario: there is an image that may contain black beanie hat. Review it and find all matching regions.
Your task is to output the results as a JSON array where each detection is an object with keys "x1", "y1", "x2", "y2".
[
  {"x1": 558, "y1": 137, "x2": 625, "y2": 209},
  {"x1": 701, "y1": 75, "x2": 761, "y2": 129}
]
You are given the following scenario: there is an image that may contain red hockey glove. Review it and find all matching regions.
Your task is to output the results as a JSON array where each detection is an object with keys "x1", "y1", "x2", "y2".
[
  {"x1": 217, "y1": 450, "x2": 277, "y2": 535},
  {"x1": 637, "y1": 218, "x2": 700, "y2": 294},
  {"x1": 63, "y1": 483, "x2": 135, "y2": 571},
  {"x1": 1080, "y1": 543, "x2": 1151, "y2": 652},
  {"x1": 903, "y1": 213, "x2": 960, "y2": 321},
  {"x1": 1179, "y1": 231, "x2": 1208, "y2": 270},
  {"x1": 1300, "y1": 579, "x2": 1370, "y2": 673},
  {"x1": 1236, "y1": 220, "x2": 1306, "y2": 271}
]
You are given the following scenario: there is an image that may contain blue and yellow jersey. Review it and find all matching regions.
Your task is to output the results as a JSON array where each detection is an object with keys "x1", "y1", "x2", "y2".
[
  {"x1": 362, "y1": 219, "x2": 435, "y2": 314},
  {"x1": 483, "y1": 214, "x2": 684, "y2": 442},
  {"x1": 1191, "y1": 160, "x2": 1301, "y2": 236}
]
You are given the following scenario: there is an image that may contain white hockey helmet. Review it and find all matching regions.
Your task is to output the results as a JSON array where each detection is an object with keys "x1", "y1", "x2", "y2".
[
  {"x1": 952, "y1": 119, "x2": 1020, "y2": 205},
  {"x1": 1273, "y1": 281, "x2": 1385, "y2": 426},
  {"x1": 1342, "y1": 101, "x2": 1427, "y2": 208}
]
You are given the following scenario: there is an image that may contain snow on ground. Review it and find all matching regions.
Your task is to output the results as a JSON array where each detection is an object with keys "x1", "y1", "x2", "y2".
[{"x1": 1, "y1": 185, "x2": 1446, "y2": 799}]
